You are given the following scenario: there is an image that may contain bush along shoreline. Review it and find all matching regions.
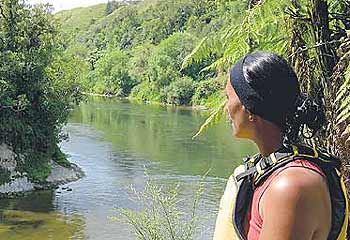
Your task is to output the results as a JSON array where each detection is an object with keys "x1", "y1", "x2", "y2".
[{"x1": 0, "y1": 1, "x2": 85, "y2": 197}]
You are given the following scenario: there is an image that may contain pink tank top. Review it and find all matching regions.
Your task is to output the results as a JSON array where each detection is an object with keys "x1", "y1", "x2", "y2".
[{"x1": 244, "y1": 159, "x2": 326, "y2": 239}]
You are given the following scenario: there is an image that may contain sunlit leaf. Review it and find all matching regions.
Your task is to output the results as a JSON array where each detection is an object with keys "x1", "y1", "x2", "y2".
[{"x1": 192, "y1": 99, "x2": 227, "y2": 139}]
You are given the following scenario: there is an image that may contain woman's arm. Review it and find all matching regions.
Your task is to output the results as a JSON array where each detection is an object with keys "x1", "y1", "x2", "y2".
[{"x1": 258, "y1": 167, "x2": 331, "y2": 240}]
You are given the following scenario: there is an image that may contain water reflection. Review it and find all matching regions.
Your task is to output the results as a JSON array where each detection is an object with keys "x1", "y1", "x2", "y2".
[
  {"x1": 0, "y1": 98, "x2": 257, "y2": 239},
  {"x1": 0, "y1": 191, "x2": 55, "y2": 213},
  {"x1": 69, "y1": 97, "x2": 257, "y2": 178},
  {"x1": 0, "y1": 191, "x2": 85, "y2": 240}
]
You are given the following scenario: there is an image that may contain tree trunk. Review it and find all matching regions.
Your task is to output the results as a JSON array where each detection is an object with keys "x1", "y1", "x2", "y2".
[{"x1": 310, "y1": 0, "x2": 337, "y2": 82}]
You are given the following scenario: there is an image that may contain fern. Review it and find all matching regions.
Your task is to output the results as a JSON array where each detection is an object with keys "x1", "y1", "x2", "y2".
[
  {"x1": 335, "y1": 62, "x2": 350, "y2": 126},
  {"x1": 335, "y1": 63, "x2": 350, "y2": 104},
  {"x1": 181, "y1": 37, "x2": 209, "y2": 70},
  {"x1": 192, "y1": 99, "x2": 226, "y2": 139},
  {"x1": 185, "y1": 0, "x2": 292, "y2": 73},
  {"x1": 186, "y1": 0, "x2": 292, "y2": 138}
]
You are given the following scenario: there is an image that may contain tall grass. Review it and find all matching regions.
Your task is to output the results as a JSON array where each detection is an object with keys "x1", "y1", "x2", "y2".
[{"x1": 115, "y1": 176, "x2": 206, "y2": 240}]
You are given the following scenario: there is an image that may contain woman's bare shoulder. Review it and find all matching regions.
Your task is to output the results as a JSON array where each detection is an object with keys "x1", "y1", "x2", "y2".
[{"x1": 258, "y1": 166, "x2": 331, "y2": 240}]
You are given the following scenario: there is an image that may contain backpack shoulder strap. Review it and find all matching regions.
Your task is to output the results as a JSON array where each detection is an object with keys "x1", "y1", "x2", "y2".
[{"x1": 236, "y1": 144, "x2": 340, "y2": 186}]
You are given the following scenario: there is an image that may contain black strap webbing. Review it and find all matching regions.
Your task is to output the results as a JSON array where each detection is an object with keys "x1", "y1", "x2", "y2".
[{"x1": 235, "y1": 144, "x2": 340, "y2": 185}]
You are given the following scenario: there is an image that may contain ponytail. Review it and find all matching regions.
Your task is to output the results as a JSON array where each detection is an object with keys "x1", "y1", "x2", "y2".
[{"x1": 282, "y1": 94, "x2": 326, "y2": 145}]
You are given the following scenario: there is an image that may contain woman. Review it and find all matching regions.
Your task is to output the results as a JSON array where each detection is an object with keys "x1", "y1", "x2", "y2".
[{"x1": 213, "y1": 52, "x2": 348, "y2": 240}]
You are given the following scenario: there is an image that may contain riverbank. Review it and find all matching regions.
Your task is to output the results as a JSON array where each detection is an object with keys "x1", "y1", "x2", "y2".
[
  {"x1": 81, "y1": 91, "x2": 211, "y2": 111},
  {"x1": 0, "y1": 143, "x2": 84, "y2": 198}
]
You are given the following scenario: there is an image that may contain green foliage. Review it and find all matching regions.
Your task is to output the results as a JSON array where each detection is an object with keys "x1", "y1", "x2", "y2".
[
  {"x1": 55, "y1": 3, "x2": 107, "y2": 44},
  {"x1": 128, "y1": 43, "x2": 155, "y2": 83},
  {"x1": 192, "y1": 99, "x2": 227, "y2": 140},
  {"x1": 16, "y1": 153, "x2": 51, "y2": 183},
  {"x1": 0, "y1": 0, "x2": 81, "y2": 182},
  {"x1": 191, "y1": 77, "x2": 223, "y2": 106},
  {"x1": 137, "y1": 0, "x2": 194, "y2": 45},
  {"x1": 182, "y1": 0, "x2": 291, "y2": 72},
  {"x1": 52, "y1": 146, "x2": 71, "y2": 168},
  {"x1": 116, "y1": 178, "x2": 203, "y2": 240},
  {"x1": 163, "y1": 77, "x2": 195, "y2": 105},
  {"x1": 129, "y1": 82, "x2": 161, "y2": 103},
  {"x1": 147, "y1": 54, "x2": 181, "y2": 89},
  {"x1": 105, "y1": 1, "x2": 123, "y2": 15},
  {"x1": 156, "y1": 33, "x2": 198, "y2": 70},
  {"x1": 93, "y1": 49, "x2": 136, "y2": 96},
  {"x1": 56, "y1": 0, "x2": 236, "y2": 106},
  {"x1": 107, "y1": 5, "x2": 141, "y2": 50}
]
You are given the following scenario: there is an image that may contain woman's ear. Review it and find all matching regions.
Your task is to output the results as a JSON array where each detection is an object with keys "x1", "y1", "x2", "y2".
[
  {"x1": 244, "y1": 107, "x2": 256, "y2": 122},
  {"x1": 248, "y1": 113, "x2": 255, "y2": 122}
]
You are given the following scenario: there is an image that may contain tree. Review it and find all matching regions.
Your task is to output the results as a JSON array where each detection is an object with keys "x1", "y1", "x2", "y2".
[
  {"x1": 94, "y1": 49, "x2": 136, "y2": 96},
  {"x1": 106, "y1": 1, "x2": 113, "y2": 15},
  {"x1": 105, "y1": 0, "x2": 122, "y2": 15},
  {"x1": 163, "y1": 76, "x2": 195, "y2": 105},
  {"x1": 128, "y1": 43, "x2": 155, "y2": 83},
  {"x1": 0, "y1": 0, "x2": 81, "y2": 182}
]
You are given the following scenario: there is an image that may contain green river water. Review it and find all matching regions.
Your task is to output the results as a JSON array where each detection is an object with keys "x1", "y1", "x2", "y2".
[{"x1": 0, "y1": 98, "x2": 257, "y2": 239}]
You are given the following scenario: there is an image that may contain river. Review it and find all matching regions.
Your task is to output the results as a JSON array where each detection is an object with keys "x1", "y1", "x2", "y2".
[{"x1": 0, "y1": 98, "x2": 256, "y2": 240}]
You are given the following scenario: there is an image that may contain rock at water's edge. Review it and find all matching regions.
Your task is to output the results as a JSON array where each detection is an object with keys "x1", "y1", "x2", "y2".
[
  {"x1": 46, "y1": 160, "x2": 84, "y2": 185},
  {"x1": 0, "y1": 143, "x2": 84, "y2": 197}
]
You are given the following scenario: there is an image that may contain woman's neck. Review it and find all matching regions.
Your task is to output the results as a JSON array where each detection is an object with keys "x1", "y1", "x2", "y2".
[{"x1": 254, "y1": 122, "x2": 283, "y2": 157}]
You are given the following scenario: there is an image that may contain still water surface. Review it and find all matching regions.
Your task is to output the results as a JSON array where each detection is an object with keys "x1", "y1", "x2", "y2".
[{"x1": 0, "y1": 98, "x2": 256, "y2": 239}]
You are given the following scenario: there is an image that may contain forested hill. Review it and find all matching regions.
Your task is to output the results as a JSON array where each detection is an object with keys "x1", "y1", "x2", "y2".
[
  {"x1": 55, "y1": 0, "x2": 350, "y2": 181},
  {"x1": 55, "y1": 0, "x2": 247, "y2": 107}
]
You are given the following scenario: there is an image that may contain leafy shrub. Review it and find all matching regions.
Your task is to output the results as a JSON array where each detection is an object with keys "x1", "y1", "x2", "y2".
[
  {"x1": 191, "y1": 78, "x2": 223, "y2": 106},
  {"x1": 0, "y1": 2, "x2": 82, "y2": 182},
  {"x1": 129, "y1": 82, "x2": 161, "y2": 103},
  {"x1": 164, "y1": 77, "x2": 195, "y2": 105},
  {"x1": 93, "y1": 49, "x2": 136, "y2": 96},
  {"x1": 146, "y1": 54, "x2": 180, "y2": 88},
  {"x1": 128, "y1": 43, "x2": 155, "y2": 83}
]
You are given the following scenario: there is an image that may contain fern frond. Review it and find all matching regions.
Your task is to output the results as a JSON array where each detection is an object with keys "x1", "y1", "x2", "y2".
[
  {"x1": 192, "y1": 99, "x2": 227, "y2": 140},
  {"x1": 199, "y1": 57, "x2": 228, "y2": 73},
  {"x1": 335, "y1": 60, "x2": 350, "y2": 127},
  {"x1": 341, "y1": 125, "x2": 350, "y2": 138},
  {"x1": 181, "y1": 37, "x2": 209, "y2": 71},
  {"x1": 335, "y1": 63, "x2": 350, "y2": 103},
  {"x1": 336, "y1": 110, "x2": 350, "y2": 126},
  {"x1": 181, "y1": 35, "x2": 225, "y2": 71}
]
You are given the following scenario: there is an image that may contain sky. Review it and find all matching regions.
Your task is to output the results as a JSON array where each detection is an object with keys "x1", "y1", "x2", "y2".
[{"x1": 27, "y1": 0, "x2": 108, "y2": 13}]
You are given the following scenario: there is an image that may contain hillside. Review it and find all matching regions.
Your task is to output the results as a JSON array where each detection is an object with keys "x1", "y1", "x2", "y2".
[
  {"x1": 54, "y1": 0, "x2": 246, "y2": 107},
  {"x1": 55, "y1": 4, "x2": 107, "y2": 44}
]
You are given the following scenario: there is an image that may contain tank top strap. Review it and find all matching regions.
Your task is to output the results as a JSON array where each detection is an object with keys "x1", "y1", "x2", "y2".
[
  {"x1": 245, "y1": 159, "x2": 326, "y2": 239},
  {"x1": 260, "y1": 159, "x2": 326, "y2": 190}
]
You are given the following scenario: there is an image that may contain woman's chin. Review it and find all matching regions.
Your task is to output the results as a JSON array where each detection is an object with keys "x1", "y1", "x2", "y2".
[
  {"x1": 233, "y1": 131, "x2": 241, "y2": 138},
  {"x1": 232, "y1": 126, "x2": 246, "y2": 139},
  {"x1": 230, "y1": 122, "x2": 244, "y2": 138},
  {"x1": 231, "y1": 124, "x2": 240, "y2": 138}
]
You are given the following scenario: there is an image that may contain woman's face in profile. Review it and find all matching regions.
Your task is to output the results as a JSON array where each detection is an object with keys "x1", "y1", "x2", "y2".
[{"x1": 225, "y1": 79, "x2": 252, "y2": 139}]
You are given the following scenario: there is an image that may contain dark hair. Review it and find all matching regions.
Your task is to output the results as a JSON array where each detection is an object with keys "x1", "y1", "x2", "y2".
[
  {"x1": 282, "y1": 94, "x2": 326, "y2": 145},
  {"x1": 240, "y1": 51, "x2": 325, "y2": 145}
]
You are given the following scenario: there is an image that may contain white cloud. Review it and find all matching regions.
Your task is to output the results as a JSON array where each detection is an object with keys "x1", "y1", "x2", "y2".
[{"x1": 27, "y1": 0, "x2": 108, "y2": 13}]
